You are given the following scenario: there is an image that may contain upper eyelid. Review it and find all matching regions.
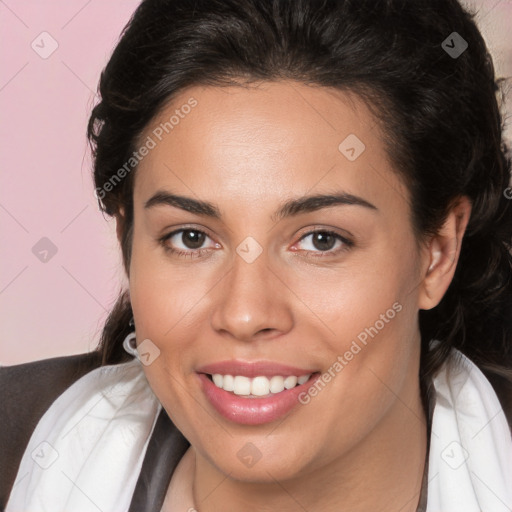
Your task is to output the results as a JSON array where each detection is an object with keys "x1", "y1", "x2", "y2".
[
  {"x1": 163, "y1": 224, "x2": 215, "y2": 239},
  {"x1": 296, "y1": 224, "x2": 353, "y2": 239}
]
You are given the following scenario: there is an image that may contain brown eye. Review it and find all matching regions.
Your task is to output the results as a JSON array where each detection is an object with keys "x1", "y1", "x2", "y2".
[
  {"x1": 159, "y1": 227, "x2": 219, "y2": 258},
  {"x1": 310, "y1": 232, "x2": 337, "y2": 251},
  {"x1": 295, "y1": 230, "x2": 354, "y2": 258},
  {"x1": 179, "y1": 229, "x2": 206, "y2": 249}
]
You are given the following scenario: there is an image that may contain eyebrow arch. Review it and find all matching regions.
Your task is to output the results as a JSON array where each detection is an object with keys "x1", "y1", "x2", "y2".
[{"x1": 144, "y1": 190, "x2": 378, "y2": 221}]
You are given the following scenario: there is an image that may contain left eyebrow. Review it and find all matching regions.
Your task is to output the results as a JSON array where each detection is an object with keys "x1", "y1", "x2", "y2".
[
  {"x1": 271, "y1": 192, "x2": 378, "y2": 222},
  {"x1": 143, "y1": 189, "x2": 378, "y2": 221}
]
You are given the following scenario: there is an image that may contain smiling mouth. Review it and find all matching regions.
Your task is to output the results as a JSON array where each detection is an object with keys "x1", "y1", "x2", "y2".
[
  {"x1": 204, "y1": 372, "x2": 319, "y2": 397},
  {"x1": 198, "y1": 370, "x2": 322, "y2": 425}
]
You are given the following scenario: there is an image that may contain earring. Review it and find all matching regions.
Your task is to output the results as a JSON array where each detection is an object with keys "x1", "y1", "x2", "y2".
[{"x1": 122, "y1": 331, "x2": 139, "y2": 358}]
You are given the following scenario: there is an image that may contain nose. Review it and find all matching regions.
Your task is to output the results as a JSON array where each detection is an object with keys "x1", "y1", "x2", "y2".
[{"x1": 210, "y1": 248, "x2": 294, "y2": 343}]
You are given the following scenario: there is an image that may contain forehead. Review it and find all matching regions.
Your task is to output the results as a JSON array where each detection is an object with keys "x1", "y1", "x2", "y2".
[{"x1": 133, "y1": 80, "x2": 409, "y2": 216}]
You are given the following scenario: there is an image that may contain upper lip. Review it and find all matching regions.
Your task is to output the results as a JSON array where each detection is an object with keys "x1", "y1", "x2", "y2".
[{"x1": 196, "y1": 360, "x2": 318, "y2": 378}]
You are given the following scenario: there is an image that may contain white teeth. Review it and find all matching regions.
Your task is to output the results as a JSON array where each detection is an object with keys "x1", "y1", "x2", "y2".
[
  {"x1": 298, "y1": 374, "x2": 310, "y2": 385},
  {"x1": 269, "y1": 376, "x2": 285, "y2": 394},
  {"x1": 223, "y1": 374, "x2": 234, "y2": 392},
  {"x1": 233, "y1": 376, "x2": 251, "y2": 395},
  {"x1": 212, "y1": 374, "x2": 223, "y2": 387},
  {"x1": 284, "y1": 376, "x2": 298, "y2": 389},
  {"x1": 251, "y1": 376, "x2": 270, "y2": 396},
  {"x1": 210, "y1": 373, "x2": 312, "y2": 396}
]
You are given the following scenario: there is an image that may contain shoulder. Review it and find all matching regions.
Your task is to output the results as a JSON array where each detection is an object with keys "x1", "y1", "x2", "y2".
[
  {"x1": 449, "y1": 349, "x2": 512, "y2": 433},
  {"x1": 0, "y1": 351, "x2": 103, "y2": 509},
  {"x1": 480, "y1": 367, "x2": 512, "y2": 433}
]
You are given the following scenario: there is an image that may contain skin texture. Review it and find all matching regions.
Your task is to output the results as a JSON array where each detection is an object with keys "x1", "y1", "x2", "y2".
[{"x1": 118, "y1": 80, "x2": 472, "y2": 511}]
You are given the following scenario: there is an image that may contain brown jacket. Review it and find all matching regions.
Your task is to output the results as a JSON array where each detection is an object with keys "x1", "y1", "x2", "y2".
[{"x1": 1, "y1": 352, "x2": 511, "y2": 511}]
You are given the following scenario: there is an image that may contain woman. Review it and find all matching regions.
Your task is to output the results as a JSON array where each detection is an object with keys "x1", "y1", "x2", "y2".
[{"x1": 2, "y1": 0, "x2": 512, "y2": 510}]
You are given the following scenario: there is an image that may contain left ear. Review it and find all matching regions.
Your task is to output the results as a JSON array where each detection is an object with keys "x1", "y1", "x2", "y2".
[{"x1": 418, "y1": 195, "x2": 472, "y2": 310}]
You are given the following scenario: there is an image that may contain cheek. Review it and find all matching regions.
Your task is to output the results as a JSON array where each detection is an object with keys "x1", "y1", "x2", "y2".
[
  {"x1": 128, "y1": 242, "x2": 202, "y2": 431},
  {"x1": 296, "y1": 296, "x2": 419, "y2": 465},
  {"x1": 290, "y1": 244, "x2": 420, "y2": 414},
  {"x1": 129, "y1": 234, "x2": 210, "y2": 336},
  {"x1": 287, "y1": 250, "x2": 411, "y2": 345},
  {"x1": 127, "y1": 238, "x2": 197, "y2": 386}
]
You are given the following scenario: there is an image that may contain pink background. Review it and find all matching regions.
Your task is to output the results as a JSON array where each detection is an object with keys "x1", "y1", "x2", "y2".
[{"x1": 1, "y1": 0, "x2": 511, "y2": 365}]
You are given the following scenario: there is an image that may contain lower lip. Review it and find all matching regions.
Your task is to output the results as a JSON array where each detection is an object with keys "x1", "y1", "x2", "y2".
[{"x1": 197, "y1": 373, "x2": 320, "y2": 425}]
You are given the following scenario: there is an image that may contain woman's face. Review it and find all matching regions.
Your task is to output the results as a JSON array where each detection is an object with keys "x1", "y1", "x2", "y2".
[{"x1": 128, "y1": 81, "x2": 429, "y2": 482}]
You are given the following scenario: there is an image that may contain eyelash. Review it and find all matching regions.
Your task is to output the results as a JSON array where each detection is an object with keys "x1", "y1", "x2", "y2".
[{"x1": 158, "y1": 227, "x2": 354, "y2": 259}]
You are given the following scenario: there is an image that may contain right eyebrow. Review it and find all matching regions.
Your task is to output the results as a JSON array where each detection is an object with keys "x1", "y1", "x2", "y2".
[{"x1": 144, "y1": 191, "x2": 221, "y2": 218}]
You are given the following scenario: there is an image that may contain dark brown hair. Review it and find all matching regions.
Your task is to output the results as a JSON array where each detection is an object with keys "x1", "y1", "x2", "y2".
[{"x1": 87, "y1": 0, "x2": 512, "y2": 391}]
